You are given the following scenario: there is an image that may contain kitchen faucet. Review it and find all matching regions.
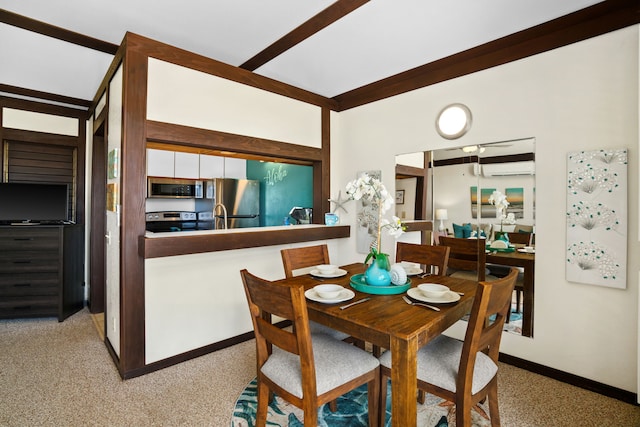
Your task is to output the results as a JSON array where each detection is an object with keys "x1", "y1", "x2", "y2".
[{"x1": 214, "y1": 203, "x2": 228, "y2": 230}]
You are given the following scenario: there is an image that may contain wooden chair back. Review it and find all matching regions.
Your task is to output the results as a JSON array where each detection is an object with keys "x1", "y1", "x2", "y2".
[
  {"x1": 457, "y1": 267, "x2": 518, "y2": 398},
  {"x1": 395, "y1": 242, "x2": 450, "y2": 276},
  {"x1": 240, "y1": 269, "x2": 317, "y2": 400},
  {"x1": 505, "y1": 232, "x2": 532, "y2": 245},
  {"x1": 438, "y1": 236, "x2": 487, "y2": 281},
  {"x1": 240, "y1": 269, "x2": 380, "y2": 426},
  {"x1": 281, "y1": 244, "x2": 330, "y2": 278}
]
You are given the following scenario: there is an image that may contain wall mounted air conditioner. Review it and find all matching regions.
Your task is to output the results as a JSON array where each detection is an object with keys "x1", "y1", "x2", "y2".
[{"x1": 481, "y1": 161, "x2": 535, "y2": 177}]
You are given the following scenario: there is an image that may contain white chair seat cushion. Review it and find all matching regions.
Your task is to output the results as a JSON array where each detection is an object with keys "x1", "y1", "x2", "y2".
[
  {"x1": 261, "y1": 333, "x2": 379, "y2": 399},
  {"x1": 309, "y1": 321, "x2": 350, "y2": 341},
  {"x1": 379, "y1": 335, "x2": 497, "y2": 395}
]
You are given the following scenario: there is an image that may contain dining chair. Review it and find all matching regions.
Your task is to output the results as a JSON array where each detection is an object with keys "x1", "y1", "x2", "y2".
[
  {"x1": 280, "y1": 245, "x2": 352, "y2": 342},
  {"x1": 497, "y1": 232, "x2": 532, "y2": 314},
  {"x1": 395, "y1": 242, "x2": 450, "y2": 276},
  {"x1": 240, "y1": 269, "x2": 380, "y2": 427},
  {"x1": 378, "y1": 267, "x2": 519, "y2": 427},
  {"x1": 505, "y1": 232, "x2": 532, "y2": 246},
  {"x1": 438, "y1": 236, "x2": 498, "y2": 282}
]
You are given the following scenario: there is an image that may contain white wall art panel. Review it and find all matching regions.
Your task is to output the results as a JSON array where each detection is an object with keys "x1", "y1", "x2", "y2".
[{"x1": 566, "y1": 148, "x2": 628, "y2": 288}]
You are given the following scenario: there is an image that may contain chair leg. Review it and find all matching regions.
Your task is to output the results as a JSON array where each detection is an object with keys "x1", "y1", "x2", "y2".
[
  {"x1": 303, "y1": 398, "x2": 318, "y2": 427},
  {"x1": 373, "y1": 345, "x2": 383, "y2": 357},
  {"x1": 417, "y1": 389, "x2": 426, "y2": 404},
  {"x1": 487, "y1": 380, "x2": 501, "y2": 427},
  {"x1": 256, "y1": 381, "x2": 270, "y2": 427},
  {"x1": 379, "y1": 371, "x2": 389, "y2": 427},
  {"x1": 328, "y1": 399, "x2": 337, "y2": 412},
  {"x1": 515, "y1": 289, "x2": 522, "y2": 313},
  {"x1": 368, "y1": 370, "x2": 380, "y2": 427}
]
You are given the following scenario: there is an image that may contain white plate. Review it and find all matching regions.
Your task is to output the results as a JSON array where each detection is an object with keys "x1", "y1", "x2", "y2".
[
  {"x1": 305, "y1": 288, "x2": 355, "y2": 304},
  {"x1": 402, "y1": 266, "x2": 423, "y2": 276},
  {"x1": 517, "y1": 248, "x2": 535, "y2": 254},
  {"x1": 310, "y1": 268, "x2": 348, "y2": 278},
  {"x1": 407, "y1": 288, "x2": 461, "y2": 304}
]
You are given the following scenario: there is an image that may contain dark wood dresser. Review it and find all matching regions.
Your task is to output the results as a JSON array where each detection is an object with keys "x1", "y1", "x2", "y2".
[{"x1": 0, "y1": 225, "x2": 84, "y2": 321}]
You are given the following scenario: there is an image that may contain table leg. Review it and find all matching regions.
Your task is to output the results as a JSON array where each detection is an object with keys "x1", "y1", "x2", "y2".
[
  {"x1": 390, "y1": 335, "x2": 417, "y2": 427},
  {"x1": 522, "y1": 262, "x2": 534, "y2": 337}
]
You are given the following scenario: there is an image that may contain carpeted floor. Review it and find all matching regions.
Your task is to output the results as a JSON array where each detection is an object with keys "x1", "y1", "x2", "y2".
[{"x1": 1, "y1": 309, "x2": 639, "y2": 426}]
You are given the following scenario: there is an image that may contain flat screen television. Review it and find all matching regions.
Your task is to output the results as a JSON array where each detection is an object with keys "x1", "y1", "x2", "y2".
[{"x1": 0, "y1": 183, "x2": 70, "y2": 224}]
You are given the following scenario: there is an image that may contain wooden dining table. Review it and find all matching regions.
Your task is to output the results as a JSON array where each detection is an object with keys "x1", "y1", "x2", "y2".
[
  {"x1": 486, "y1": 249, "x2": 535, "y2": 337},
  {"x1": 276, "y1": 262, "x2": 478, "y2": 427}
]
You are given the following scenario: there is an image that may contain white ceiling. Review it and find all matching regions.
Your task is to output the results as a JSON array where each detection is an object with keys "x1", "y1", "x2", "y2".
[{"x1": 0, "y1": 0, "x2": 603, "y2": 105}]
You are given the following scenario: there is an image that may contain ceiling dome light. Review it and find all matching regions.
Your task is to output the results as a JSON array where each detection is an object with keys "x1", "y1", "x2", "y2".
[{"x1": 436, "y1": 103, "x2": 472, "y2": 140}]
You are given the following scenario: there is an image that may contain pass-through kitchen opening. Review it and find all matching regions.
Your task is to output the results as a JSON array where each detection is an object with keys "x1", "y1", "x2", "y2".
[{"x1": 145, "y1": 154, "x2": 315, "y2": 233}]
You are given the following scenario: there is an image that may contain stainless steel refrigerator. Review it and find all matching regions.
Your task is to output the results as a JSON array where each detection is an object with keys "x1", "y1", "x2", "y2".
[{"x1": 209, "y1": 178, "x2": 260, "y2": 228}]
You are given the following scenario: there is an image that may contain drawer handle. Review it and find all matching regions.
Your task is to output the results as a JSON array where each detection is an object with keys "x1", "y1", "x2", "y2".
[
  {"x1": 13, "y1": 260, "x2": 32, "y2": 264},
  {"x1": 13, "y1": 238, "x2": 34, "y2": 241},
  {"x1": 14, "y1": 283, "x2": 32, "y2": 287},
  {"x1": 14, "y1": 305, "x2": 32, "y2": 310}
]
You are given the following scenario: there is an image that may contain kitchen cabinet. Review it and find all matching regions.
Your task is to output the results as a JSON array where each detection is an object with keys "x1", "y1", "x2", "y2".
[
  {"x1": 174, "y1": 152, "x2": 200, "y2": 178},
  {"x1": 199, "y1": 154, "x2": 224, "y2": 179},
  {"x1": 200, "y1": 155, "x2": 246, "y2": 179},
  {"x1": 224, "y1": 157, "x2": 246, "y2": 179},
  {"x1": 0, "y1": 225, "x2": 84, "y2": 321},
  {"x1": 147, "y1": 149, "x2": 199, "y2": 179}
]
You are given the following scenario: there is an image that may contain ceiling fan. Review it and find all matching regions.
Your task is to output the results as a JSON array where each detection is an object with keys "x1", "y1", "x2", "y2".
[{"x1": 446, "y1": 143, "x2": 513, "y2": 153}]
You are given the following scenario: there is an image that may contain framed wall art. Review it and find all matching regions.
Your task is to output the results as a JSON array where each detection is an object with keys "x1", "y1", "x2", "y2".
[{"x1": 566, "y1": 148, "x2": 627, "y2": 288}]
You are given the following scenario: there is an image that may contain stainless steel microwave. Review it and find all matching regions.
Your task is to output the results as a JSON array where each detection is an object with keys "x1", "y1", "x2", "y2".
[{"x1": 147, "y1": 177, "x2": 203, "y2": 199}]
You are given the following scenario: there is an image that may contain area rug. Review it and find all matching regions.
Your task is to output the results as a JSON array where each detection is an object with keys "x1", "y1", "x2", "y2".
[{"x1": 231, "y1": 379, "x2": 491, "y2": 427}]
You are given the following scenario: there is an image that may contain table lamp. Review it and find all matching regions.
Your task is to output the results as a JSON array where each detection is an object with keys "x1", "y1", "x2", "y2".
[{"x1": 435, "y1": 209, "x2": 448, "y2": 232}]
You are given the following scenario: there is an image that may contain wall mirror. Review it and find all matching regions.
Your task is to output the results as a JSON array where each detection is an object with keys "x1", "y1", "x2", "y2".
[{"x1": 397, "y1": 138, "x2": 535, "y2": 337}]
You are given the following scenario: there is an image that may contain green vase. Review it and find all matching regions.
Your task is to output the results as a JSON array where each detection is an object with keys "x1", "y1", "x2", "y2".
[{"x1": 364, "y1": 261, "x2": 391, "y2": 286}]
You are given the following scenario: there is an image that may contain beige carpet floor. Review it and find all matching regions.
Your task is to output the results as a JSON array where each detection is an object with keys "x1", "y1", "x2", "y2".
[{"x1": 1, "y1": 309, "x2": 639, "y2": 426}]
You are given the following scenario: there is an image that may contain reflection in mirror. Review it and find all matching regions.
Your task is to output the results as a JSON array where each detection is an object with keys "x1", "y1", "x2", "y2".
[{"x1": 405, "y1": 138, "x2": 535, "y2": 337}]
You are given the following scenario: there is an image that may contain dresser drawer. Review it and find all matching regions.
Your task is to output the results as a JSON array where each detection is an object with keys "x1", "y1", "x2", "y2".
[
  {"x1": 0, "y1": 274, "x2": 59, "y2": 296},
  {"x1": 0, "y1": 228, "x2": 60, "y2": 251},
  {"x1": 0, "y1": 295, "x2": 58, "y2": 318},
  {"x1": 0, "y1": 259, "x2": 60, "y2": 275}
]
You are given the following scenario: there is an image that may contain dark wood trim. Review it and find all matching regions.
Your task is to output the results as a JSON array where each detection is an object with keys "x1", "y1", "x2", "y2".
[
  {"x1": 75, "y1": 119, "x2": 86, "y2": 225},
  {"x1": 499, "y1": 353, "x2": 639, "y2": 406},
  {"x1": 401, "y1": 221, "x2": 432, "y2": 233},
  {"x1": 89, "y1": 131, "x2": 106, "y2": 313},
  {"x1": 118, "y1": 39, "x2": 148, "y2": 376},
  {"x1": 2, "y1": 128, "x2": 79, "y2": 147},
  {"x1": 122, "y1": 329, "x2": 257, "y2": 379},
  {"x1": 395, "y1": 164, "x2": 424, "y2": 178},
  {"x1": 89, "y1": 42, "x2": 127, "y2": 117},
  {"x1": 141, "y1": 225, "x2": 351, "y2": 259},
  {"x1": 146, "y1": 120, "x2": 322, "y2": 162},
  {"x1": 118, "y1": 319, "x2": 289, "y2": 379},
  {"x1": 333, "y1": 0, "x2": 640, "y2": 110},
  {"x1": 1, "y1": 95, "x2": 88, "y2": 119},
  {"x1": 395, "y1": 162, "x2": 428, "y2": 221},
  {"x1": 0, "y1": 9, "x2": 119, "y2": 55},
  {"x1": 317, "y1": 107, "x2": 331, "y2": 221},
  {"x1": 124, "y1": 32, "x2": 337, "y2": 110},
  {"x1": 240, "y1": 0, "x2": 369, "y2": 71},
  {"x1": 0, "y1": 84, "x2": 92, "y2": 109},
  {"x1": 433, "y1": 152, "x2": 534, "y2": 168}
]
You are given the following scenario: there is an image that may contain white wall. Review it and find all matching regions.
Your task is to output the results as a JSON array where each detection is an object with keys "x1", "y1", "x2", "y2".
[
  {"x1": 332, "y1": 26, "x2": 639, "y2": 393},
  {"x1": 144, "y1": 238, "x2": 342, "y2": 363},
  {"x1": 146, "y1": 58, "x2": 322, "y2": 148}
]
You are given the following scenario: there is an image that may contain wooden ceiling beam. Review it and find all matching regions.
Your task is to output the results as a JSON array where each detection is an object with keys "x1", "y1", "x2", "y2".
[
  {"x1": 333, "y1": 0, "x2": 640, "y2": 111},
  {"x1": 0, "y1": 8, "x2": 119, "y2": 54},
  {"x1": 240, "y1": 0, "x2": 369, "y2": 71}
]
